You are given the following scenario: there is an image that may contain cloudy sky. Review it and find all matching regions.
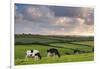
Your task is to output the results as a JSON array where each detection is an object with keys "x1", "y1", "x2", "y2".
[{"x1": 15, "y1": 3, "x2": 94, "y2": 36}]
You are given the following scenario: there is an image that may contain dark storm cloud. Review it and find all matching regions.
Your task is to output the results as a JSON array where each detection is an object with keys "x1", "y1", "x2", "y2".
[
  {"x1": 49, "y1": 6, "x2": 82, "y2": 17},
  {"x1": 50, "y1": 6, "x2": 94, "y2": 25}
]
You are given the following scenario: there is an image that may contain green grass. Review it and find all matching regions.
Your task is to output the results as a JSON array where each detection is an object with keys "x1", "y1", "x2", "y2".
[
  {"x1": 15, "y1": 45, "x2": 73, "y2": 59},
  {"x1": 15, "y1": 42, "x2": 94, "y2": 65},
  {"x1": 15, "y1": 35, "x2": 94, "y2": 65},
  {"x1": 15, "y1": 37, "x2": 60, "y2": 44},
  {"x1": 15, "y1": 53, "x2": 94, "y2": 65},
  {"x1": 50, "y1": 43, "x2": 92, "y2": 51},
  {"x1": 72, "y1": 41, "x2": 94, "y2": 46}
]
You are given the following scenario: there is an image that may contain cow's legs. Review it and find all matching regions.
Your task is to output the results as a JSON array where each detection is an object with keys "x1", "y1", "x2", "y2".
[
  {"x1": 35, "y1": 53, "x2": 41, "y2": 60},
  {"x1": 34, "y1": 56, "x2": 39, "y2": 60},
  {"x1": 47, "y1": 52, "x2": 51, "y2": 57},
  {"x1": 25, "y1": 55, "x2": 29, "y2": 61}
]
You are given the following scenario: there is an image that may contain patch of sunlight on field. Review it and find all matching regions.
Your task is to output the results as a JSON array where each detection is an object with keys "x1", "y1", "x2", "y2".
[
  {"x1": 50, "y1": 43, "x2": 92, "y2": 52},
  {"x1": 72, "y1": 41, "x2": 94, "y2": 46}
]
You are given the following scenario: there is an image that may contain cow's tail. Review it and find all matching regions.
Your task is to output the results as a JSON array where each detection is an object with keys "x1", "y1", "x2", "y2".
[
  {"x1": 57, "y1": 51, "x2": 60, "y2": 58},
  {"x1": 38, "y1": 53, "x2": 42, "y2": 59}
]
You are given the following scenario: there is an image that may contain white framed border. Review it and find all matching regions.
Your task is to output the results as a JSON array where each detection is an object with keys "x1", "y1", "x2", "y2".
[{"x1": 10, "y1": 0, "x2": 96, "y2": 69}]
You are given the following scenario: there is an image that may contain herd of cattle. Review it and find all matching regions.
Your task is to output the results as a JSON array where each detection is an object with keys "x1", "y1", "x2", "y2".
[
  {"x1": 25, "y1": 48, "x2": 60, "y2": 60},
  {"x1": 25, "y1": 48, "x2": 93, "y2": 60}
]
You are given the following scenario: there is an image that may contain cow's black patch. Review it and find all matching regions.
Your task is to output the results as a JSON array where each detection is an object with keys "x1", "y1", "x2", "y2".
[
  {"x1": 35, "y1": 53, "x2": 42, "y2": 59},
  {"x1": 31, "y1": 50, "x2": 33, "y2": 53},
  {"x1": 47, "y1": 48, "x2": 60, "y2": 57}
]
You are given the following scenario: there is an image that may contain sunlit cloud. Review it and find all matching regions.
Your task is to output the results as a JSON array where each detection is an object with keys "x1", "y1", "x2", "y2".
[{"x1": 15, "y1": 4, "x2": 94, "y2": 36}]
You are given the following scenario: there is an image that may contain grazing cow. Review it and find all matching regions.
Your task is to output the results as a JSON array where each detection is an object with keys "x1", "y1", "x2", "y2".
[
  {"x1": 73, "y1": 49, "x2": 80, "y2": 54},
  {"x1": 25, "y1": 49, "x2": 41, "y2": 60},
  {"x1": 47, "y1": 48, "x2": 60, "y2": 58}
]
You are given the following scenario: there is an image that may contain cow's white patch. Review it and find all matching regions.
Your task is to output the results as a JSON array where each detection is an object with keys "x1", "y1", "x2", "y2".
[
  {"x1": 25, "y1": 49, "x2": 40, "y2": 60},
  {"x1": 47, "y1": 52, "x2": 56, "y2": 57}
]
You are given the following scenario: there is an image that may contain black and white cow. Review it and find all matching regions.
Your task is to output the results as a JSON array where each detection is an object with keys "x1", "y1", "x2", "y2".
[
  {"x1": 73, "y1": 49, "x2": 80, "y2": 54},
  {"x1": 47, "y1": 48, "x2": 60, "y2": 58},
  {"x1": 25, "y1": 49, "x2": 41, "y2": 60}
]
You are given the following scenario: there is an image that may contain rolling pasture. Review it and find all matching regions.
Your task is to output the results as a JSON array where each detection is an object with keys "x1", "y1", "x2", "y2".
[{"x1": 15, "y1": 34, "x2": 94, "y2": 65}]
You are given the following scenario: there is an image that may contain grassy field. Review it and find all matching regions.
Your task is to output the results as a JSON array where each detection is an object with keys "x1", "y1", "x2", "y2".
[
  {"x1": 15, "y1": 34, "x2": 94, "y2": 65},
  {"x1": 71, "y1": 41, "x2": 94, "y2": 46},
  {"x1": 15, "y1": 53, "x2": 94, "y2": 65}
]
